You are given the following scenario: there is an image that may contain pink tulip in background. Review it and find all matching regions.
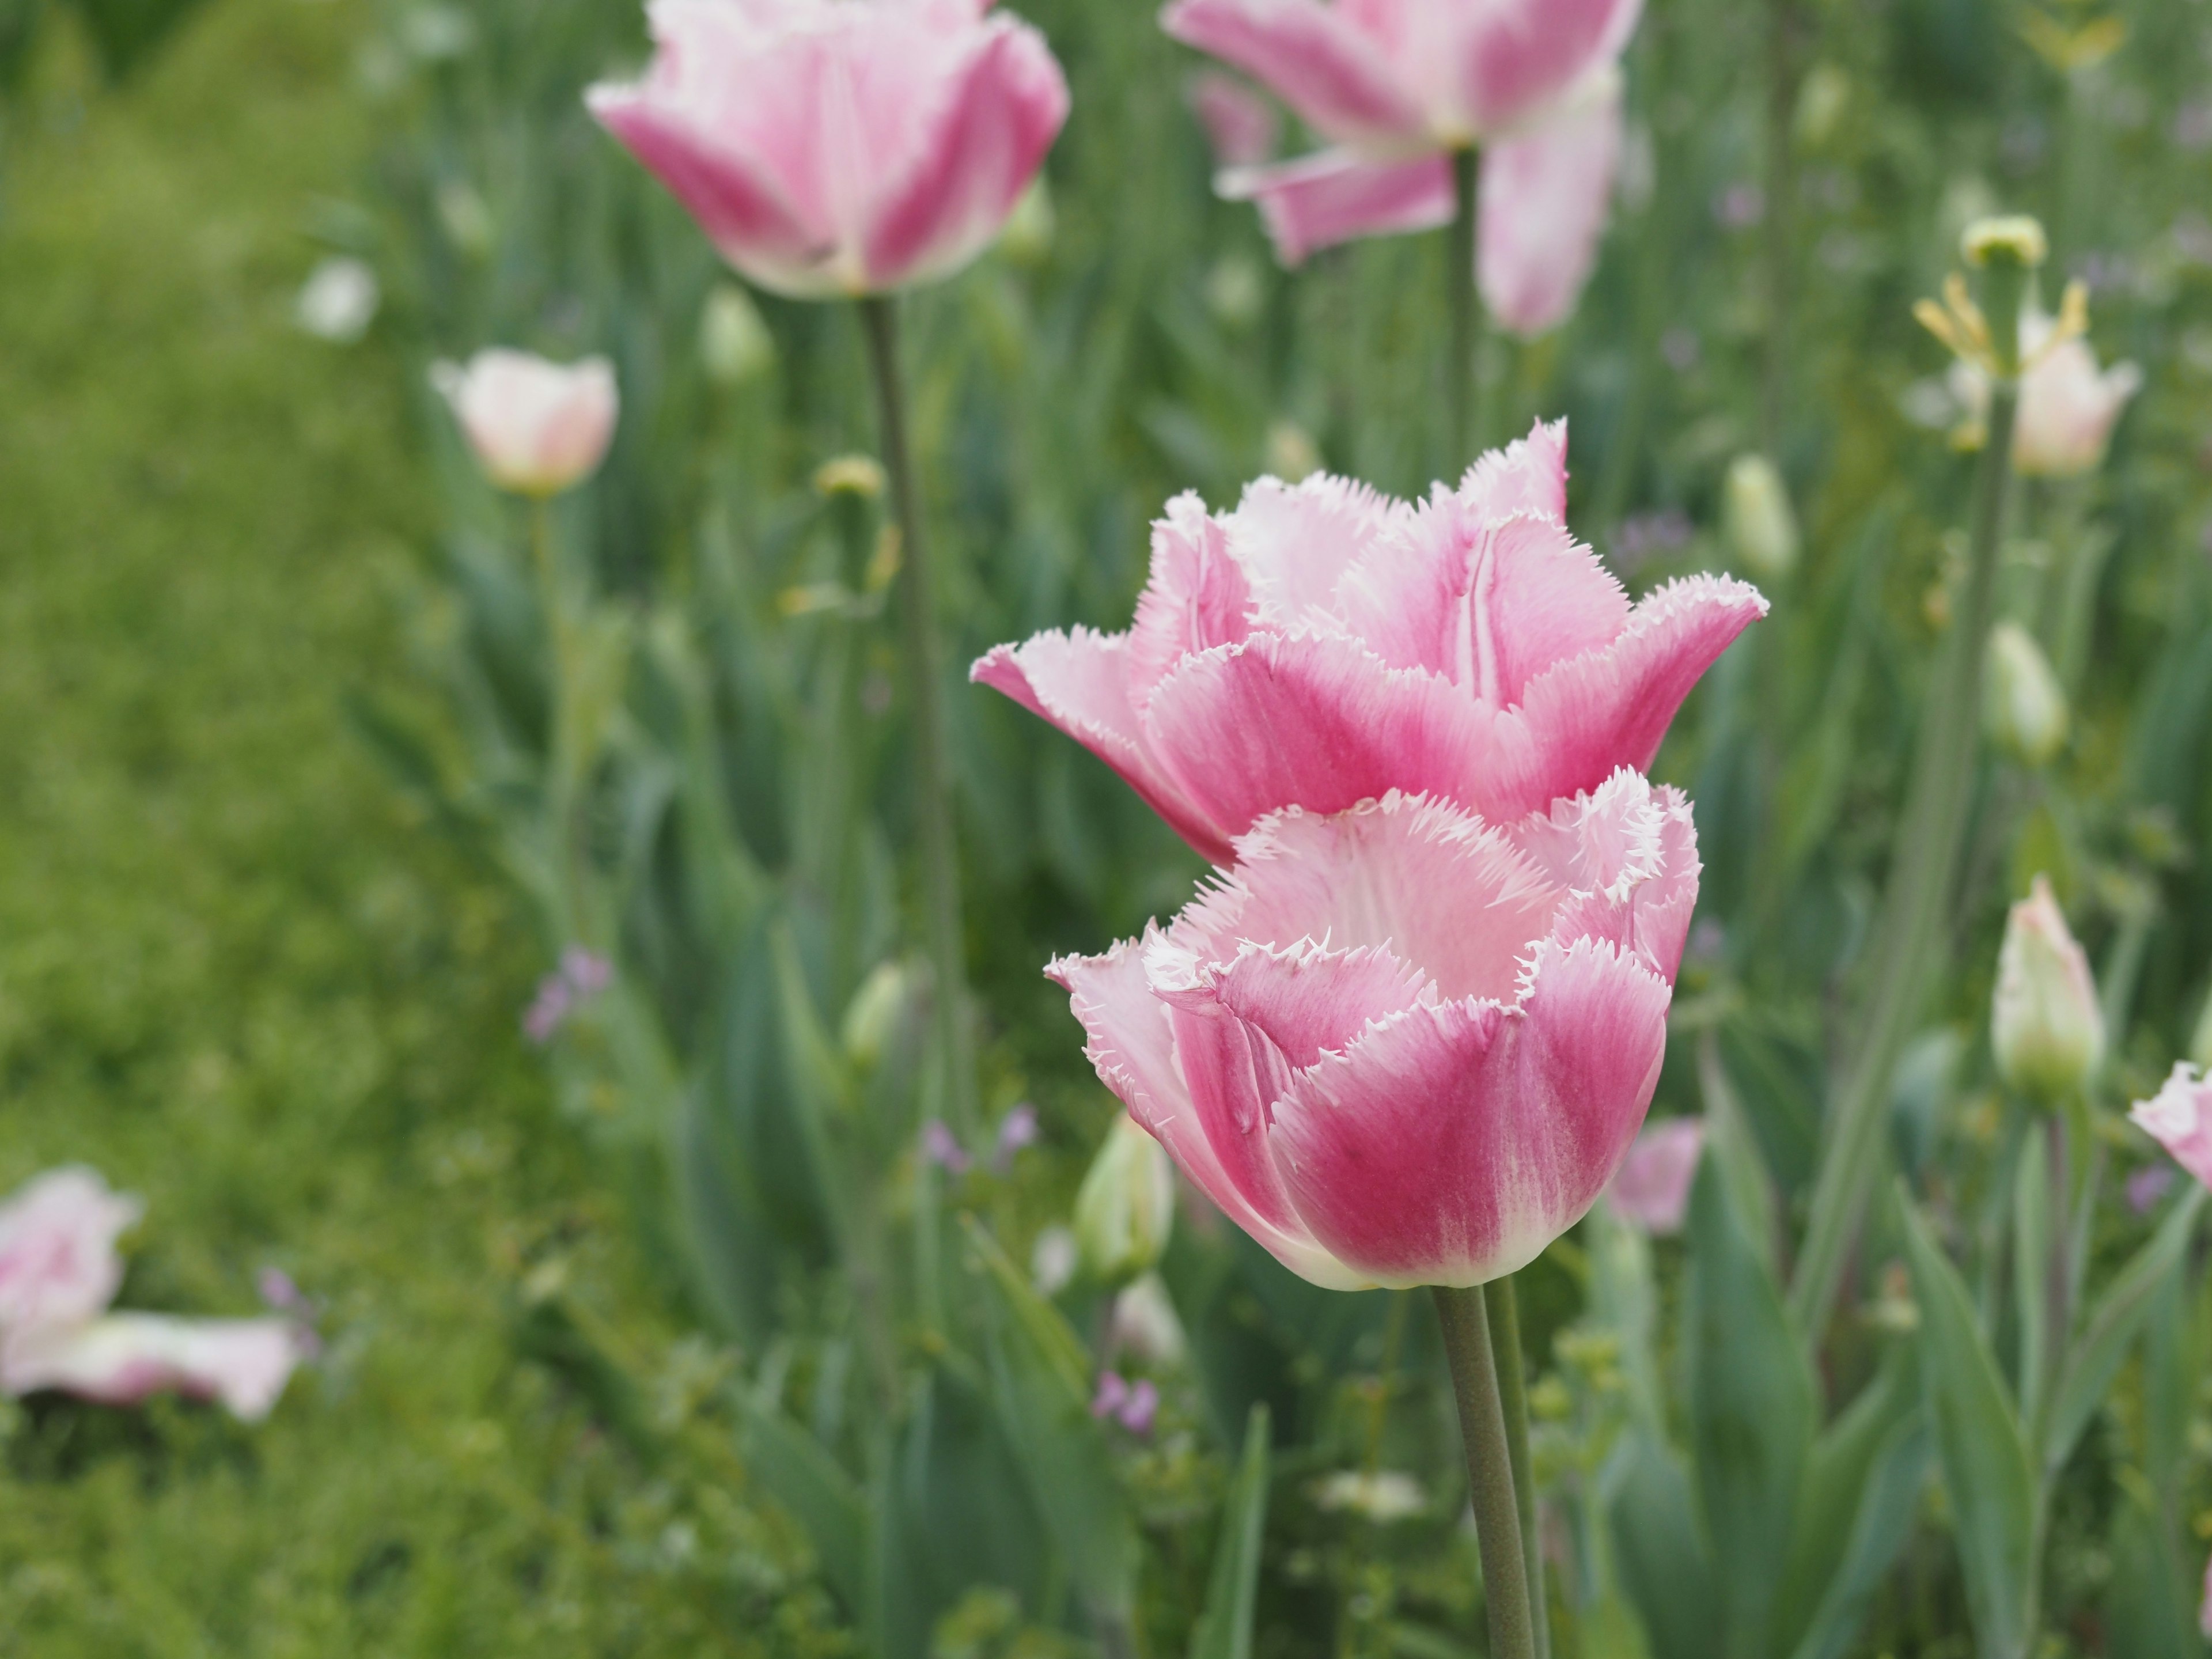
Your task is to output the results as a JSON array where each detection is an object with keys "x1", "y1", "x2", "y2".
[
  {"x1": 1187, "y1": 71, "x2": 1280, "y2": 169},
  {"x1": 1050, "y1": 770, "x2": 1698, "y2": 1289},
  {"x1": 2132, "y1": 1063, "x2": 2212, "y2": 1192},
  {"x1": 0, "y1": 1166, "x2": 306, "y2": 1421},
  {"x1": 1951, "y1": 304, "x2": 2141, "y2": 479},
  {"x1": 1166, "y1": 0, "x2": 1638, "y2": 334},
  {"x1": 434, "y1": 350, "x2": 619, "y2": 498},
  {"x1": 588, "y1": 0, "x2": 1069, "y2": 300},
  {"x1": 1607, "y1": 1116, "x2": 1703, "y2": 1234},
  {"x1": 975, "y1": 422, "x2": 1766, "y2": 865}
]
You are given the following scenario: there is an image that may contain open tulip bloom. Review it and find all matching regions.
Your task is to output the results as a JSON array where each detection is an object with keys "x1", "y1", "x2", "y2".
[
  {"x1": 1050, "y1": 770, "x2": 1697, "y2": 1290},
  {"x1": 975, "y1": 422, "x2": 1767, "y2": 866},
  {"x1": 1164, "y1": 0, "x2": 1639, "y2": 334},
  {"x1": 588, "y1": 0, "x2": 1070, "y2": 298}
]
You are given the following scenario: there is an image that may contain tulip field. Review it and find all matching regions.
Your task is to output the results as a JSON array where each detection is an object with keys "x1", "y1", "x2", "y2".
[{"x1": 6, "y1": 0, "x2": 2212, "y2": 1651}]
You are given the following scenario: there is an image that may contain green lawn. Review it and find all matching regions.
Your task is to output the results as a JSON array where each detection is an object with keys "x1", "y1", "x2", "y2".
[{"x1": 0, "y1": 5, "x2": 825, "y2": 1652}]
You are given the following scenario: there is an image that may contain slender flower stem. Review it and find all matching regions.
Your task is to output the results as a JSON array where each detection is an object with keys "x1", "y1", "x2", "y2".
[
  {"x1": 1445, "y1": 145, "x2": 1482, "y2": 469},
  {"x1": 1485, "y1": 1275, "x2": 1548, "y2": 1659},
  {"x1": 1788, "y1": 382, "x2": 2020, "y2": 1335},
  {"x1": 859, "y1": 294, "x2": 977, "y2": 1135},
  {"x1": 531, "y1": 497, "x2": 584, "y2": 937},
  {"x1": 1760, "y1": 0, "x2": 1796, "y2": 441},
  {"x1": 1433, "y1": 1285, "x2": 1536, "y2": 1659}
]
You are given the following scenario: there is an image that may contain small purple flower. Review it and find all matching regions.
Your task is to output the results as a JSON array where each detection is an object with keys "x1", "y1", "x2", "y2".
[
  {"x1": 2127, "y1": 1164, "x2": 2176, "y2": 1216},
  {"x1": 1659, "y1": 327, "x2": 1700, "y2": 373},
  {"x1": 560, "y1": 946, "x2": 613, "y2": 997},
  {"x1": 993, "y1": 1103, "x2": 1040, "y2": 1173},
  {"x1": 523, "y1": 945, "x2": 614, "y2": 1044},
  {"x1": 1609, "y1": 508, "x2": 1694, "y2": 575},
  {"x1": 1713, "y1": 182, "x2": 1764, "y2": 230},
  {"x1": 2069, "y1": 251, "x2": 2133, "y2": 294},
  {"x1": 922, "y1": 1120, "x2": 972, "y2": 1174},
  {"x1": 258, "y1": 1267, "x2": 324, "y2": 1359},
  {"x1": 2174, "y1": 99, "x2": 2212, "y2": 153},
  {"x1": 2173, "y1": 213, "x2": 2212, "y2": 268},
  {"x1": 1089, "y1": 1370, "x2": 1158, "y2": 1435}
]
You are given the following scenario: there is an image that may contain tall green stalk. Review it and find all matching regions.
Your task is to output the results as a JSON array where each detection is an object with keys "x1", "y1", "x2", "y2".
[
  {"x1": 1445, "y1": 146, "x2": 1482, "y2": 468},
  {"x1": 1789, "y1": 378, "x2": 2021, "y2": 1335},
  {"x1": 1485, "y1": 1275, "x2": 1548, "y2": 1659},
  {"x1": 859, "y1": 294, "x2": 978, "y2": 1137},
  {"x1": 1434, "y1": 1285, "x2": 1536, "y2": 1659}
]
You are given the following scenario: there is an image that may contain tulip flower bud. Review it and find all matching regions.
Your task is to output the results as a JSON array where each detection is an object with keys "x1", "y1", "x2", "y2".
[
  {"x1": 1992, "y1": 875, "x2": 2104, "y2": 1103},
  {"x1": 1722, "y1": 453, "x2": 1799, "y2": 581},
  {"x1": 999, "y1": 178, "x2": 1056, "y2": 268},
  {"x1": 433, "y1": 350, "x2": 618, "y2": 498},
  {"x1": 1073, "y1": 1116, "x2": 1175, "y2": 1285},
  {"x1": 1983, "y1": 622, "x2": 2069, "y2": 767},
  {"x1": 699, "y1": 284, "x2": 775, "y2": 387},
  {"x1": 840, "y1": 960, "x2": 908, "y2": 1070}
]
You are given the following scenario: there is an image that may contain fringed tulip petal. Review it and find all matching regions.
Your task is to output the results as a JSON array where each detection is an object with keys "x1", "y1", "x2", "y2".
[
  {"x1": 1478, "y1": 74, "x2": 1622, "y2": 337},
  {"x1": 1160, "y1": 0, "x2": 1423, "y2": 147},
  {"x1": 1218, "y1": 150, "x2": 1452, "y2": 266},
  {"x1": 2131, "y1": 1065, "x2": 2212, "y2": 1194},
  {"x1": 0, "y1": 1168, "x2": 141, "y2": 1334}
]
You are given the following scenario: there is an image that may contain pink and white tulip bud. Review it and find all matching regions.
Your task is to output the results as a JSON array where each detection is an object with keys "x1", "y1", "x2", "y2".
[
  {"x1": 1950, "y1": 304, "x2": 2140, "y2": 478},
  {"x1": 1051, "y1": 769, "x2": 1696, "y2": 1290},
  {"x1": 1607, "y1": 1116, "x2": 1703, "y2": 1236},
  {"x1": 1992, "y1": 876, "x2": 2103, "y2": 1104},
  {"x1": 2131, "y1": 1063, "x2": 2212, "y2": 1194},
  {"x1": 434, "y1": 350, "x2": 618, "y2": 498},
  {"x1": 0, "y1": 1313, "x2": 305, "y2": 1422},
  {"x1": 1106, "y1": 1272, "x2": 1188, "y2": 1366},
  {"x1": 588, "y1": 0, "x2": 1070, "y2": 300},
  {"x1": 0, "y1": 1168, "x2": 142, "y2": 1335},
  {"x1": 1074, "y1": 1116, "x2": 1176, "y2": 1284},
  {"x1": 1983, "y1": 622, "x2": 2068, "y2": 767},
  {"x1": 976, "y1": 422, "x2": 1766, "y2": 865}
]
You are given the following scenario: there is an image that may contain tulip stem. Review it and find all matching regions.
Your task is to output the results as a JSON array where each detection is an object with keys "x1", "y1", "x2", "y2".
[
  {"x1": 1789, "y1": 381, "x2": 2019, "y2": 1337},
  {"x1": 530, "y1": 497, "x2": 584, "y2": 937},
  {"x1": 1433, "y1": 1284, "x2": 1536, "y2": 1659},
  {"x1": 858, "y1": 294, "x2": 977, "y2": 1137},
  {"x1": 1486, "y1": 1274, "x2": 1549, "y2": 1659},
  {"x1": 1445, "y1": 145, "x2": 1483, "y2": 469}
]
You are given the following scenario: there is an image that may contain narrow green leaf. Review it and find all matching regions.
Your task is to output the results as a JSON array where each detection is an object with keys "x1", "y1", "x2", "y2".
[
  {"x1": 1787, "y1": 1413, "x2": 1930, "y2": 1659},
  {"x1": 1608, "y1": 1431, "x2": 1716, "y2": 1659},
  {"x1": 1771, "y1": 1349, "x2": 1916, "y2": 1655},
  {"x1": 2046, "y1": 1185, "x2": 2205, "y2": 1475},
  {"x1": 1190, "y1": 1404, "x2": 1272, "y2": 1659},
  {"x1": 1900, "y1": 1190, "x2": 2037, "y2": 1659},
  {"x1": 734, "y1": 1386, "x2": 869, "y2": 1616},
  {"x1": 2104, "y1": 1475, "x2": 2197, "y2": 1659},
  {"x1": 1685, "y1": 1158, "x2": 1816, "y2": 1658},
  {"x1": 770, "y1": 918, "x2": 853, "y2": 1243}
]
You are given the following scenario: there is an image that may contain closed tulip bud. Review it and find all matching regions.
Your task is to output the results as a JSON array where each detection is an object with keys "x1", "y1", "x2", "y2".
[
  {"x1": 998, "y1": 177, "x2": 1055, "y2": 268},
  {"x1": 1984, "y1": 622, "x2": 2069, "y2": 767},
  {"x1": 699, "y1": 284, "x2": 775, "y2": 387},
  {"x1": 1722, "y1": 453, "x2": 1799, "y2": 580},
  {"x1": 433, "y1": 350, "x2": 618, "y2": 498},
  {"x1": 840, "y1": 960, "x2": 909, "y2": 1069},
  {"x1": 1992, "y1": 875, "x2": 2104, "y2": 1103},
  {"x1": 1074, "y1": 1116, "x2": 1175, "y2": 1285}
]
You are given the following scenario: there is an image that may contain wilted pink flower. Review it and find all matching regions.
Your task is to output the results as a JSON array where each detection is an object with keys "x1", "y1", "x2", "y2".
[
  {"x1": 1187, "y1": 71, "x2": 1279, "y2": 168},
  {"x1": 975, "y1": 423, "x2": 1764, "y2": 866},
  {"x1": 1168, "y1": 0, "x2": 1638, "y2": 334},
  {"x1": 1607, "y1": 1116, "x2": 1702, "y2": 1234},
  {"x1": 2133, "y1": 1063, "x2": 2212, "y2": 1192},
  {"x1": 0, "y1": 1168, "x2": 142, "y2": 1335},
  {"x1": 433, "y1": 350, "x2": 618, "y2": 498},
  {"x1": 1050, "y1": 771, "x2": 1697, "y2": 1289},
  {"x1": 1, "y1": 1314, "x2": 305, "y2": 1422},
  {"x1": 588, "y1": 0, "x2": 1070, "y2": 300},
  {"x1": 1951, "y1": 305, "x2": 2141, "y2": 479}
]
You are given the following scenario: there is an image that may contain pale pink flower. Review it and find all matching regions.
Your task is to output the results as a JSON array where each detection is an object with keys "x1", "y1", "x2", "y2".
[
  {"x1": 1991, "y1": 876, "x2": 2103, "y2": 1104},
  {"x1": 1950, "y1": 306, "x2": 2141, "y2": 479},
  {"x1": 2132, "y1": 1063, "x2": 2212, "y2": 1194},
  {"x1": 433, "y1": 351, "x2": 619, "y2": 498},
  {"x1": 1, "y1": 1314, "x2": 306, "y2": 1422},
  {"x1": 588, "y1": 0, "x2": 1070, "y2": 299},
  {"x1": 1090, "y1": 1369, "x2": 1160, "y2": 1435},
  {"x1": 1049, "y1": 771, "x2": 1696, "y2": 1290},
  {"x1": 0, "y1": 1168, "x2": 142, "y2": 1335},
  {"x1": 1167, "y1": 0, "x2": 1638, "y2": 334},
  {"x1": 1607, "y1": 1116, "x2": 1702, "y2": 1234},
  {"x1": 1187, "y1": 71, "x2": 1280, "y2": 168},
  {"x1": 975, "y1": 423, "x2": 1766, "y2": 866}
]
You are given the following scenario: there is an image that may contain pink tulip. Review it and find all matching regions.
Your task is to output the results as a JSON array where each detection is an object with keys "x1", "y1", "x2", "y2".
[
  {"x1": 2132, "y1": 1063, "x2": 2212, "y2": 1194},
  {"x1": 0, "y1": 1168, "x2": 142, "y2": 1335},
  {"x1": 587, "y1": 0, "x2": 1070, "y2": 299},
  {"x1": 1606, "y1": 1116, "x2": 1703, "y2": 1234},
  {"x1": 1950, "y1": 305, "x2": 2141, "y2": 479},
  {"x1": 974, "y1": 423, "x2": 1766, "y2": 866},
  {"x1": 1, "y1": 1313, "x2": 306, "y2": 1422},
  {"x1": 1049, "y1": 770, "x2": 1697, "y2": 1289},
  {"x1": 1187, "y1": 71, "x2": 1281, "y2": 168},
  {"x1": 1165, "y1": 0, "x2": 1638, "y2": 334},
  {"x1": 433, "y1": 351, "x2": 619, "y2": 498}
]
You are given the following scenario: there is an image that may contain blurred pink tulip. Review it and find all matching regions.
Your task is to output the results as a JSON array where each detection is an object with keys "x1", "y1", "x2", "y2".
[
  {"x1": 0, "y1": 1167, "x2": 141, "y2": 1335},
  {"x1": 2, "y1": 1314, "x2": 305, "y2": 1422},
  {"x1": 1606, "y1": 1116, "x2": 1703, "y2": 1234},
  {"x1": 1187, "y1": 71, "x2": 1281, "y2": 168},
  {"x1": 1951, "y1": 305, "x2": 2141, "y2": 479},
  {"x1": 2132, "y1": 1063, "x2": 2212, "y2": 1193},
  {"x1": 1050, "y1": 770, "x2": 1697, "y2": 1289},
  {"x1": 588, "y1": 0, "x2": 1070, "y2": 299},
  {"x1": 975, "y1": 423, "x2": 1765, "y2": 865},
  {"x1": 433, "y1": 350, "x2": 619, "y2": 498},
  {"x1": 1165, "y1": 0, "x2": 1638, "y2": 334}
]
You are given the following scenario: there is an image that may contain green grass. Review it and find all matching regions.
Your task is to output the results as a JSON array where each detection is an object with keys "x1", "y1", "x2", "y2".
[{"x1": 0, "y1": 5, "x2": 832, "y2": 1652}]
